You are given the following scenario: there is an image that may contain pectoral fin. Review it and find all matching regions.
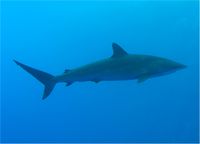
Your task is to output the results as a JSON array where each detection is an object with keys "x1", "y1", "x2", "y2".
[{"x1": 66, "y1": 82, "x2": 73, "y2": 86}]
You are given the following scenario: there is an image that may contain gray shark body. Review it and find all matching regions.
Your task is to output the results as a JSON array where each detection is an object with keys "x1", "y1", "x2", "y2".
[{"x1": 14, "y1": 43, "x2": 186, "y2": 99}]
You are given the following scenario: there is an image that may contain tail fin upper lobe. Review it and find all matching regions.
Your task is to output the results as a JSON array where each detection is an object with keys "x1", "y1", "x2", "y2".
[{"x1": 14, "y1": 60, "x2": 56, "y2": 99}]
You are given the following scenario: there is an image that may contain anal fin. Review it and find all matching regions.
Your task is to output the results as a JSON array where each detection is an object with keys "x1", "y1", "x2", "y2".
[
  {"x1": 137, "y1": 74, "x2": 149, "y2": 83},
  {"x1": 91, "y1": 79, "x2": 101, "y2": 83}
]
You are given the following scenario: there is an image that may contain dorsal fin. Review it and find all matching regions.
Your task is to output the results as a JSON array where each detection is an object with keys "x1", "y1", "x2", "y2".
[{"x1": 111, "y1": 43, "x2": 128, "y2": 58}]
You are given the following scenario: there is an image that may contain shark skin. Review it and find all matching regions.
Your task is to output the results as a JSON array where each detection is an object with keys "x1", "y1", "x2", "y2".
[{"x1": 14, "y1": 43, "x2": 186, "y2": 99}]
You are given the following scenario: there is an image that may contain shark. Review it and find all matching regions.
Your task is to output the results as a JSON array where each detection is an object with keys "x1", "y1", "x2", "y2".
[{"x1": 14, "y1": 43, "x2": 186, "y2": 100}]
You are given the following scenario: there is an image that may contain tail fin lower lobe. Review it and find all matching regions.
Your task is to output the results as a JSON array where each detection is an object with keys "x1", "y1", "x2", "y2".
[{"x1": 14, "y1": 60, "x2": 56, "y2": 99}]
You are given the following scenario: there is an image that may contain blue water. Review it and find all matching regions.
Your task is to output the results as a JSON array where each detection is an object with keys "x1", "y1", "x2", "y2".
[{"x1": 1, "y1": 0, "x2": 199, "y2": 143}]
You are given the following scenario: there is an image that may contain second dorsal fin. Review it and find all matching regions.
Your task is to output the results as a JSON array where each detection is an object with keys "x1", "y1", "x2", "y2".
[
  {"x1": 64, "y1": 69, "x2": 70, "y2": 73},
  {"x1": 111, "y1": 43, "x2": 128, "y2": 58}
]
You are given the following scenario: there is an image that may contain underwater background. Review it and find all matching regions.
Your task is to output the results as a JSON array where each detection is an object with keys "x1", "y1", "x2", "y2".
[{"x1": 1, "y1": 0, "x2": 199, "y2": 143}]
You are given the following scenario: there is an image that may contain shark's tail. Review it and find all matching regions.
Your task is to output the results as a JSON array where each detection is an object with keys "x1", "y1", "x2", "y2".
[{"x1": 14, "y1": 60, "x2": 56, "y2": 100}]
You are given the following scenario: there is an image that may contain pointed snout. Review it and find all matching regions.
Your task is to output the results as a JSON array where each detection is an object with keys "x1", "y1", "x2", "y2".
[
  {"x1": 178, "y1": 63, "x2": 187, "y2": 69},
  {"x1": 176, "y1": 63, "x2": 187, "y2": 70}
]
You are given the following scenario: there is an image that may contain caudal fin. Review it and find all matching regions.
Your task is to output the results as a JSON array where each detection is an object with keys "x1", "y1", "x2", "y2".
[{"x1": 14, "y1": 60, "x2": 56, "y2": 100}]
